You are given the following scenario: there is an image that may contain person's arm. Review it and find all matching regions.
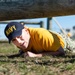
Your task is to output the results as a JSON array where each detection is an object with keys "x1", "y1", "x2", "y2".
[
  {"x1": 24, "y1": 46, "x2": 65, "y2": 57},
  {"x1": 42, "y1": 46, "x2": 65, "y2": 56}
]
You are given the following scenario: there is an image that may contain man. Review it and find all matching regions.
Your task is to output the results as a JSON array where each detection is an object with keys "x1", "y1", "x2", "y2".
[{"x1": 4, "y1": 22, "x2": 65, "y2": 58}]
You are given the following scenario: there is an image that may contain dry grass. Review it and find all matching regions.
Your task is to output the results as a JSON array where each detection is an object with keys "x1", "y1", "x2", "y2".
[{"x1": 0, "y1": 43, "x2": 75, "y2": 75}]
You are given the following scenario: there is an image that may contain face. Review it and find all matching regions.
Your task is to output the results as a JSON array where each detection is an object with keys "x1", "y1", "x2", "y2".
[{"x1": 12, "y1": 28, "x2": 30, "y2": 50}]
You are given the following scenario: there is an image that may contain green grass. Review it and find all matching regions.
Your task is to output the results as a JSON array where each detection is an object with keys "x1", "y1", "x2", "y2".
[{"x1": 0, "y1": 43, "x2": 75, "y2": 75}]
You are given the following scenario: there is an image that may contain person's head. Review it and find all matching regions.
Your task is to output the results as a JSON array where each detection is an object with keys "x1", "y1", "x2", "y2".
[{"x1": 4, "y1": 22, "x2": 30, "y2": 50}]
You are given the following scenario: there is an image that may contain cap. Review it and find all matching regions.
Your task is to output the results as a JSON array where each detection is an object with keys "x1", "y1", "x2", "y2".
[{"x1": 4, "y1": 22, "x2": 24, "y2": 43}]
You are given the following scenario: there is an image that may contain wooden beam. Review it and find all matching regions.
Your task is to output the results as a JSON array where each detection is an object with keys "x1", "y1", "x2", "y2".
[{"x1": 0, "y1": 0, "x2": 75, "y2": 21}]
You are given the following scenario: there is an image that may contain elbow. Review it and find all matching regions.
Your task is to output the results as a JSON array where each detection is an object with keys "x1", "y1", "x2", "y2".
[
  {"x1": 58, "y1": 46, "x2": 65, "y2": 56},
  {"x1": 59, "y1": 51, "x2": 65, "y2": 56}
]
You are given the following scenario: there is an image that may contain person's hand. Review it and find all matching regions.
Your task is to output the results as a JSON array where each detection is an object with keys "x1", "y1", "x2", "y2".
[
  {"x1": 24, "y1": 51, "x2": 42, "y2": 57},
  {"x1": 27, "y1": 51, "x2": 38, "y2": 57}
]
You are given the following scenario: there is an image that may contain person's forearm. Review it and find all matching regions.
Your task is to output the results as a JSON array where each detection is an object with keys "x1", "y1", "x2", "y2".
[
  {"x1": 40, "y1": 51, "x2": 60, "y2": 56},
  {"x1": 35, "y1": 50, "x2": 65, "y2": 57},
  {"x1": 25, "y1": 47, "x2": 65, "y2": 58},
  {"x1": 26, "y1": 51, "x2": 60, "y2": 57}
]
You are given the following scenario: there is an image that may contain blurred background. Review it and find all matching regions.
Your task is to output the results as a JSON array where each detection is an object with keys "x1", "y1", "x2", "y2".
[{"x1": 0, "y1": 15, "x2": 75, "y2": 42}]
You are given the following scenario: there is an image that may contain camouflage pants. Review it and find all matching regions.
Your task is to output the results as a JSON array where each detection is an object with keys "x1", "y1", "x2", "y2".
[
  {"x1": 49, "y1": 30, "x2": 75, "y2": 52},
  {"x1": 60, "y1": 33, "x2": 75, "y2": 52}
]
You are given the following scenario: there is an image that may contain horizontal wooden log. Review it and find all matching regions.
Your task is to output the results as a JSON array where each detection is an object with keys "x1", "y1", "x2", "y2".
[{"x1": 0, "y1": 0, "x2": 75, "y2": 21}]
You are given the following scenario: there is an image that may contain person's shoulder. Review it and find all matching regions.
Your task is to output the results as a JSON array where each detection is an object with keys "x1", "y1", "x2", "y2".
[
  {"x1": 38, "y1": 28, "x2": 47, "y2": 30},
  {"x1": 29, "y1": 27, "x2": 47, "y2": 31}
]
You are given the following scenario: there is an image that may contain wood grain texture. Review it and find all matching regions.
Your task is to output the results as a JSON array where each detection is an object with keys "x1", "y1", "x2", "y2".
[{"x1": 0, "y1": 0, "x2": 75, "y2": 21}]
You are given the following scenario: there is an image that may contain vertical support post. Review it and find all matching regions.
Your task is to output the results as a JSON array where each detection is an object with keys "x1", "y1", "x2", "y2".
[
  {"x1": 47, "y1": 18, "x2": 52, "y2": 30},
  {"x1": 39, "y1": 21, "x2": 44, "y2": 28}
]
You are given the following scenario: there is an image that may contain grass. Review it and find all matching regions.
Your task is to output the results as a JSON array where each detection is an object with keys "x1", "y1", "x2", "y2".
[{"x1": 0, "y1": 43, "x2": 75, "y2": 75}]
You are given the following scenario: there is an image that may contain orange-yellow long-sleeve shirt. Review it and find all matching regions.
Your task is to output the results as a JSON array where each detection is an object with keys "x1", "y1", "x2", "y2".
[{"x1": 23, "y1": 28, "x2": 65, "y2": 53}]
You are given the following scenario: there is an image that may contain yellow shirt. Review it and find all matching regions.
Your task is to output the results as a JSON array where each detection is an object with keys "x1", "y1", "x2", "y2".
[{"x1": 23, "y1": 28, "x2": 65, "y2": 53}]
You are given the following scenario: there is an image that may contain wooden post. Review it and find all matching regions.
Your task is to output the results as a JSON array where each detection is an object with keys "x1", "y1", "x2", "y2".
[
  {"x1": 39, "y1": 21, "x2": 44, "y2": 28},
  {"x1": 47, "y1": 18, "x2": 52, "y2": 30}
]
